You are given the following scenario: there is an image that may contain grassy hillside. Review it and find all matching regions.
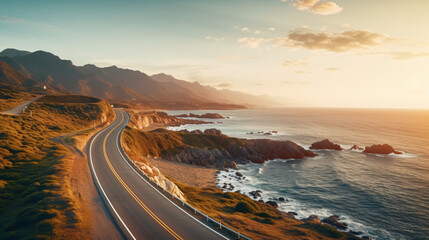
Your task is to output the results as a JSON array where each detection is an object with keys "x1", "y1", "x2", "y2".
[
  {"x1": 0, "y1": 94, "x2": 114, "y2": 239},
  {"x1": 0, "y1": 87, "x2": 37, "y2": 111},
  {"x1": 122, "y1": 127, "x2": 244, "y2": 158},
  {"x1": 123, "y1": 127, "x2": 357, "y2": 239},
  {"x1": 176, "y1": 182, "x2": 358, "y2": 240}
]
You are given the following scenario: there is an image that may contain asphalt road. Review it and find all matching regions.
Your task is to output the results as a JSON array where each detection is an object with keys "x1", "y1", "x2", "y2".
[
  {"x1": 1, "y1": 97, "x2": 40, "y2": 115},
  {"x1": 88, "y1": 109, "x2": 226, "y2": 240}
]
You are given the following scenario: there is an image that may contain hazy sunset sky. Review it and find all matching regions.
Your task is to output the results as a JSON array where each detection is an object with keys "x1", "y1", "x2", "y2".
[{"x1": 1, "y1": 0, "x2": 428, "y2": 108}]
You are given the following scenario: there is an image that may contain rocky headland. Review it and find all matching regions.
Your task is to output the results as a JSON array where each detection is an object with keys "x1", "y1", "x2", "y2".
[
  {"x1": 174, "y1": 112, "x2": 226, "y2": 119},
  {"x1": 123, "y1": 127, "x2": 316, "y2": 170},
  {"x1": 128, "y1": 111, "x2": 210, "y2": 130}
]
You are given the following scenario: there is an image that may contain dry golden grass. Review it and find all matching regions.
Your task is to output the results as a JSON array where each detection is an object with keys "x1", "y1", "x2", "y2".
[
  {"x1": 122, "y1": 125, "x2": 359, "y2": 240},
  {"x1": 0, "y1": 94, "x2": 114, "y2": 239},
  {"x1": 175, "y1": 182, "x2": 358, "y2": 240},
  {"x1": 0, "y1": 87, "x2": 37, "y2": 111}
]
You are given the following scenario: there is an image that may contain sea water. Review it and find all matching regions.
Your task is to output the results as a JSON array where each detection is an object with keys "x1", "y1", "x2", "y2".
[{"x1": 167, "y1": 108, "x2": 429, "y2": 240}]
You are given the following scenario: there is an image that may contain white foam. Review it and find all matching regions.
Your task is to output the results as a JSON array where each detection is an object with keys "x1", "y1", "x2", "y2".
[{"x1": 216, "y1": 166, "x2": 383, "y2": 239}]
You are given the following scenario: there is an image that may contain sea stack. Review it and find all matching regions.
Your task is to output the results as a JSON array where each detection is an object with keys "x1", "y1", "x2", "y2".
[
  {"x1": 309, "y1": 139, "x2": 343, "y2": 151},
  {"x1": 363, "y1": 144, "x2": 402, "y2": 155}
]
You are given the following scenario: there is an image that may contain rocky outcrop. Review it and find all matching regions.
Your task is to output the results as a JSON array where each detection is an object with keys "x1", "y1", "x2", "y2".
[
  {"x1": 134, "y1": 161, "x2": 186, "y2": 201},
  {"x1": 165, "y1": 134, "x2": 316, "y2": 169},
  {"x1": 322, "y1": 215, "x2": 348, "y2": 230},
  {"x1": 129, "y1": 111, "x2": 209, "y2": 130},
  {"x1": 204, "y1": 128, "x2": 223, "y2": 136},
  {"x1": 350, "y1": 145, "x2": 363, "y2": 151},
  {"x1": 166, "y1": 146, "x2": 244, "y2": 169},
  {"x1": 363, "y1": 144, "x2": 402, "y2": 155},
  {"x1": 249, "y1": 190, "x2": 262, "y2": 199},
  {"x1": 303, "y1": 215, "x2": 321, "y2": 224},
  {"x1": 310, "y1": 139, "x2": 343, "y2": 151},
  {"x1": 265, "y1": 201, "x2": 279, "y2": 208},
  {"x1": 174, "y1": 113, "x2": 225, "y2": 119},
  {"x1": 241, "y1": 139, "x2": 317, "y2": 163}
]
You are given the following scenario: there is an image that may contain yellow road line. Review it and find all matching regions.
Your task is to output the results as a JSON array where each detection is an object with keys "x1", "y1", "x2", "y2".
[{"x1": 103, "y1": 111, "x2": 183, "y2": 240}]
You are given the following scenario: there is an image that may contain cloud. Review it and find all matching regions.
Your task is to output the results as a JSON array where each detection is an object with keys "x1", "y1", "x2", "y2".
[
  {"x1": 206, "y1": 36, "x2": 225, "y2": 41},
  {"x1": 283, "y1": 58, "x2": 308, "y2": 67},
  {"x1": 276, "y1": 28, "x2": 394, "y2": 52},
  {"x1": 237, "y1": 37, "x2": 271, "y2": 48},
  {"x1": 216, "y1": 83, "x2": 234, "y2": 88},
  {"x1": 219, "y1": 55, "x2": 259, "y2": 60},
  {"x1": 0, "y1": 15, "x2": 60, "y2": 31},
  {"x1": 294, "y1": 70, "x2": 309, "y2": 74},
  {"x1": 241, "y1": 27, "x2": 250, "y2": 32},
  {"x1": 284, "y1": 0, "x2": 342, "y2": 15},
  {"x1": 374, "y1": 52, "x2": 429, "y2": 60},
  {"x1": 269, "y1": 27, "x2": 276, "y2": 31},
  {"x1": 310, "y1": 2, "x2": 342, "y2": 15},
  {"x1": 254, "y1": 30, "x2": 261, "y2": 34},
  {"x1": 326, "y1": 67, "x2": 340, "y2": 71},
  {"x1": 295, "y1": 0, "x2": 320, "y2": 10},
  {"x1": 281, "y1": 80, "x2": 309, "y2": 84}
]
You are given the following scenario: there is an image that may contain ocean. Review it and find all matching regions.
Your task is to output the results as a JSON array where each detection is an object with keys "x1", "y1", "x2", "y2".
[{"x1": 166, "y1": 108, "x2": 429, "y2": 240}]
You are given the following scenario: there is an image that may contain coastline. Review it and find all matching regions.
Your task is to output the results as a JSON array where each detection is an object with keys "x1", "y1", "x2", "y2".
[{"x1": 123, "y1": 109, "x2": 367, "y2": 239}]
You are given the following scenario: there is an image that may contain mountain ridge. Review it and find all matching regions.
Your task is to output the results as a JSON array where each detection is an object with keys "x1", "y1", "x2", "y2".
[{"x1": 0, "y1": 48, "x2": 279, "y2": 109}]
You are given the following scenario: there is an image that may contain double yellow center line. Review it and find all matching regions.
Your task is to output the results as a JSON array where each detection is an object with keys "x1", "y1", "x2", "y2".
[{"x1": 103, "y1": 111, "x2": 183, "y2": 240}]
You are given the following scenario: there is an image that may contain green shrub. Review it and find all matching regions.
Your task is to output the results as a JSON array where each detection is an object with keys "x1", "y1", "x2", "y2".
[{"x1": 235, "y1": 201, "x2": 257, "y2": 214}]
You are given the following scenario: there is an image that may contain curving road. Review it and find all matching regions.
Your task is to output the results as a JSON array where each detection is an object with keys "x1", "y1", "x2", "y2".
[
  {"x1": 88, "y1": 109, "x2": 226, "y2": 240},
  {"x1": 1, "y1": 97, "x2": 41, "y2": 115}
]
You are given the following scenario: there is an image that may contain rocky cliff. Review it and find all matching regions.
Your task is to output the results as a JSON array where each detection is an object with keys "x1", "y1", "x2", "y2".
[
  {"x1": 123, "y1": 127, "x2": 316, "y2": 170},
  {"x1": 128, "y1": 111, "x2": 208, "y2": 130}
]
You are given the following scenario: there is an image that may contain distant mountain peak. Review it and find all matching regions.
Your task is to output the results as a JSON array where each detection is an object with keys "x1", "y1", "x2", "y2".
[{"x1": 0, "y1": 48, "x2": 32, "y2": 58}]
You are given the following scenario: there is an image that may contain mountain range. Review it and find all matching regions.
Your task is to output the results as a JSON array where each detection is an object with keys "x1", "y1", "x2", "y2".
[{"x1": 0, "y1": 48, "x2": 280, "y2": 109}]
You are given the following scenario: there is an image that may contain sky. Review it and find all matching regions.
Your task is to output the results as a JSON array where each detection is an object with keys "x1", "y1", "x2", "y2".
[{"x1": 1, "y1": 0, "x2": 428, "y2": 108}]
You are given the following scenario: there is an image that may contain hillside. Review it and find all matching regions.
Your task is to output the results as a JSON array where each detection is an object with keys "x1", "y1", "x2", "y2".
[
  {"x1": 152, "y1": 73, "x2": 281, "y2": 108},
  {"x1": 0, "y1": 48, "x2": 277, "y2": 109},
  {"x1": 0, "y1": 93, "x2": 114, "y2": 239}
]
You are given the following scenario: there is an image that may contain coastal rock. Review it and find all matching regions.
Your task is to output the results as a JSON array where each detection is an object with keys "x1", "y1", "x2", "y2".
[
  {"x1": 303, "y1": 215, "x2": 320, "y2": 224},
  {"x1": 265, "y1": 201, "x2": 279, "y2": 208},
  {"x1": 310, "y1": 139, "x2": 343, "y2": 151},
  {"x1": 168, "y1": 146, "x2": 238, "y2": 169},
  {"x1": 128, "y1": 111, "x2": 209, "y2": 130},
  {"x1": 288, "y1": 211, "x2": 298, "y2": 216},
  {"x1": 322, "y1": 215, "x2": 348, "y2": 230},
  {"x1": 204, "y1": 128, "x2": 223, "y2": 136},
  {"x1": 241, "y1": 139, "x2": 317, "y2": 164},
  {"x1": 278, "y1": 197, "x2": 286, "y2": 201},
  {"x1": 166, "y1": 136, "x2": 316, "y2": 169},
  {"x1": 281, "y1": 212, "x2": 296, "y2": 219},
  {"x1": 362, "y1": 237, "x2": 371, "y2": 240},
  {"x1": 350, "y1": 145, "x2": 363, "y2": 151},
  {"x1": 363, "y1": 144, "x2": 402, "y2": 155},
  {"x1": 249, "y1": 190, "x2": 262, "y2": 199},
  {"x1": 175, "y1": 113, "x2": 225, "y2": 119},
  {"x1": 190, "y1": 129, "x2": 203, "y2": 135},
  {"x1": 235, "y1": 171, "x2": 243, "y2": 177}
]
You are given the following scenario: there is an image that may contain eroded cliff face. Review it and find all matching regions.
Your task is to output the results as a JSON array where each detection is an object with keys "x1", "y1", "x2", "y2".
[
  {"x1": 128, "y1": 111, "x2": 208, "y2": 130},
  {"x1": 134, "y1": 161, "x2": 186, "y2": 201},
  {"x1": 128, "y1": 112, "x2": 179, "y2": 129},
  {"x1": 122, "y1": 138, "x2": 186, "y2": 201}
]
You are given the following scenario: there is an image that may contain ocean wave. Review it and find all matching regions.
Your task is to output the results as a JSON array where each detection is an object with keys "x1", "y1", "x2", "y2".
[{"x1": 216, "y1": 167, "x2": 383, "y2": 239}]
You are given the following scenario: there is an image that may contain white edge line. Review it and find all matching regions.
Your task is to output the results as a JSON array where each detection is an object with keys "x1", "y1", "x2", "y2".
[
  {"x1": 89, "y1": 113, "x2": 137, "y2": 240},
  {"x1": 115, "y1": 110, "x2": 229, "y2": 240}
]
